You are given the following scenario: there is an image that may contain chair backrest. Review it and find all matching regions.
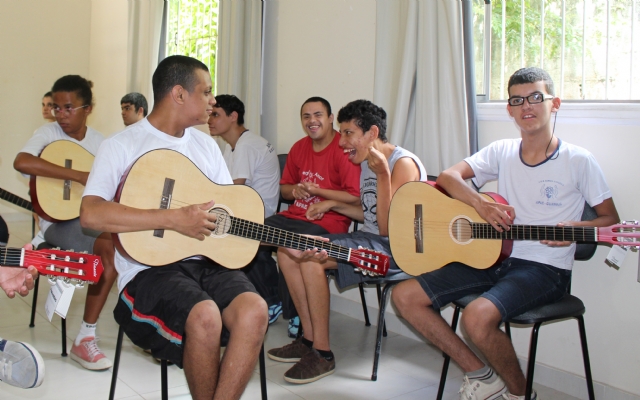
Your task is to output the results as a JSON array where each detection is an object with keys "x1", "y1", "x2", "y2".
[
  {"x1": 276, "y1": 153, "x2": 294, "y2": 213},
  {"x1": 575, "y1": 202, "x2": 598, "y2": 261}
]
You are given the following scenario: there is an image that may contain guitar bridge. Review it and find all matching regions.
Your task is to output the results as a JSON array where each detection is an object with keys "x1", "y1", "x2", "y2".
[
  {"x1": 414, "y1": 204, "x2": 423, "y2": 253},
  {"x1": 154, "y1": 178, "x2": 175, "y2": 238},
  {"x1": 63, "y1": 159, "x2": 72, "y2": 200}
]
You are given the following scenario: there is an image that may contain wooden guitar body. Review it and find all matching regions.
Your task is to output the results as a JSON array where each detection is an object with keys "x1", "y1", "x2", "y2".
[
  {"x1": 388, "y1": 181, "x2": 512, "y2": 276},
  {"x1": 115, "y1": 149, "x2": 263, "y2": 269},
  {"x1": 30, "y1": 140, "x2": 94, "y2": 222}
]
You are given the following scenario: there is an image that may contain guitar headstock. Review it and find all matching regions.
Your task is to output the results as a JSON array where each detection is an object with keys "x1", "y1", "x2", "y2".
[
  {"x1": 25, "y1": 248, "x2": 104, "y2": 286},
  {"x1": 601, "y1": 221, "x2": 640, "y2": 251},
  {"x1": 348, "y1": 247, "x2": 390, "y2": 277}
]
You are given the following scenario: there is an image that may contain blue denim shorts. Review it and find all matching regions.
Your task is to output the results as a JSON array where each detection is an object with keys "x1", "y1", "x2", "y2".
[{"x1": 416, "y1": 257, "x2": 572, "y2": 321}]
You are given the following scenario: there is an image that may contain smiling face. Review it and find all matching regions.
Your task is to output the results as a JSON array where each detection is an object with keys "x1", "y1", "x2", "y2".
[
  {"x1": 300, "y1": 101, "x2": 334, "y2": 141},
  {"x1": 52, "y1": 91, "x2": 91, "y2": 136},
  {"x1": 507, "y1": 81, "x2": 560, "y2": 137},
  {"x1": 339, "y1": 119, "x2": 375, "y2": 165}
]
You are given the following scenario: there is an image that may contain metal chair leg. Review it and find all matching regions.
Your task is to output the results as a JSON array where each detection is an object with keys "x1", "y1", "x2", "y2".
[
  {"x1": 61, "y1": 317, "x2": 67, "y2": 356},
  {"x1": 259, "y1": 343, "x2": 268, "y2": 400},
  {"x1": 371, "y1": 283, "x2": 394, "y2": 381},
  {"x1": 161, "y1": 359, "x2": 168, "y2": 400},
  {"x1": 375, "y1": 284, "x2": 387, "y2": 337},
  {"x1": 358, "y1": 283, "x2": 371, "y2": 326},
  {"x1": 524, "y1": 323, "x2": 542, "y2": 400},
  {"x1": 436, "y1": 305, "x2": 461, "y2": 400},
  {"x1": 108, "y1": 326, "x2": 124, "y2": 400},
  {"x1": 576, "y1": 316, "x2": 595, "y2": 400},
  {"x1": 29, "y1": 276, "x2": 39, "y2": 327}
]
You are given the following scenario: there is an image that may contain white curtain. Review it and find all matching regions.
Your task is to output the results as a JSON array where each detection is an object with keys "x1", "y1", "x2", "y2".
[
  {"x1": 127, "y1": 0, "x2": 165, "y2": 110},
  {"x1": 374, "y1": 0, "x2": 470, "y2": 176},
  {"x1": 216, "y1": 0, "x2": 263, "y2": 135}
]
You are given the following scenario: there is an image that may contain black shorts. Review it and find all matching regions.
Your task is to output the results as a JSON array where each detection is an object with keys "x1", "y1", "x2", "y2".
[{"x1": 113, "y1": 259, "x2": 257, "y2": 368}]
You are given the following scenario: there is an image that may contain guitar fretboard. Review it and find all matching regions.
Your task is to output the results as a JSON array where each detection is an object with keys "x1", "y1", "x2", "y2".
[
  {"x1": 471, "y1": 223, "x2": 598, "y2": 242},
  {"x1": 221, "y1": 214, "x2": 353, "y2": 261},
  {"x1": 0, "y1": 188, "x2": 33, "y2": 211},
  {"x1": 0, "y1": 247, "x2": 24, "y2": 267}
]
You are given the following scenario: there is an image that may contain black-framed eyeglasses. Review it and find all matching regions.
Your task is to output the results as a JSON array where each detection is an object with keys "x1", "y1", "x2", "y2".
[{"x1": 507, "y1": 92, "x2": 554, "y2": 106}]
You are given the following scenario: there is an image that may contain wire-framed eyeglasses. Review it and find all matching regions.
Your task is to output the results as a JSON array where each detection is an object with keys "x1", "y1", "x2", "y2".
[
  {"x1": 507, "y1": 92, "x2": 554, "y2": 107},
  {"x1": 51, "y1": 105, "x2": 89, "y2": 117}
]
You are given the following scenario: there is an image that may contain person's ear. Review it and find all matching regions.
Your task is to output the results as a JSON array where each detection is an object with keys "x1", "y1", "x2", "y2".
[
  {"x1": 551, "y1": 97, "x2": 561, "y2": 113},
  {"x1": 171, "y1": 85, "x2": 186, "y2": 104}
]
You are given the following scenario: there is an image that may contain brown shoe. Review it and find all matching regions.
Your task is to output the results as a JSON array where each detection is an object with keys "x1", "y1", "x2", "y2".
[
  {"x1": 283, "y1": 349, "x2": 335, "y2": 384},
  {"x1": 267, "y1": 337, "x2": 312, "y2": 363}
]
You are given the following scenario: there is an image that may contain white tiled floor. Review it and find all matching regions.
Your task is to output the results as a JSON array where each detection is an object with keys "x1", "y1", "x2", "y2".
[{"x1": 1, "y1": 218, "x2": 580, "y2": 400}]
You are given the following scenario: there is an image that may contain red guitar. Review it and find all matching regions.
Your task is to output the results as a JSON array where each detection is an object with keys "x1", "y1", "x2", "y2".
[{"x1": 1, "y1": 247, "x2": 103, "y2": 285}]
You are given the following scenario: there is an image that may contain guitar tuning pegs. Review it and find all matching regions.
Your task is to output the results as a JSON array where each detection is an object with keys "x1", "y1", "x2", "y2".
[{"x1": 48, "y1": 276, "x2": 57, "y2": 285}]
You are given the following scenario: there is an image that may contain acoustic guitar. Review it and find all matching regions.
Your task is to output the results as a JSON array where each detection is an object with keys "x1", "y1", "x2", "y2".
[
  {"x1": 113, "y1": 149, "x2": 389, "y2": 276},
  {"x1": 1, "y1": 247, "x2": 103, "y2": 285},
  {"x1": 30, "y1": 140, "x2": 94, "y2": 222},
  {"x1": 388, "y1": 181, "x2": 640, "y2": 276}
]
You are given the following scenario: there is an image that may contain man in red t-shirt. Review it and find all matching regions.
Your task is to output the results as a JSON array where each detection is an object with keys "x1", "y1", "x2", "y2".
[{"x1": 264, "y1": 97, "x2": 361, "y2": 335}]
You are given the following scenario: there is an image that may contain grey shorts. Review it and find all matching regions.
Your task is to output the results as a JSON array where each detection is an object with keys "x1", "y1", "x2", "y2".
[
  {"x1": 416, "y1": 257, "x2": 572, "y2": 321},
  {"x1": 324, "y1": 231, "x2": 401, "y2": 289},
  {"x1": 43, "y1": 218, "x2": 101, "y2": 252}
]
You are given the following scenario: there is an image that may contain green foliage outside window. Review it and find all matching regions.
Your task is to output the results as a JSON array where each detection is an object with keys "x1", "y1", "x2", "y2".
[{"x1": 166, "y1": 0, "x2": 219, "y2": 93}]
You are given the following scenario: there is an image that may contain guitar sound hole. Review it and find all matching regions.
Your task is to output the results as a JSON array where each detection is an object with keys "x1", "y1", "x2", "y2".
[
  {"x1": 210, "y1": 207, "x2": 231, "y2": 236},
  {"x1": 450, "y1": 218, "x2": 473, "y2": 244}
]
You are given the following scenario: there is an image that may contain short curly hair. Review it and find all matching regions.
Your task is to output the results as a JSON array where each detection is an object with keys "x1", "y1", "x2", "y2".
[{"x1": 337, "y1": 99, "x2": 387, "y2": 143}]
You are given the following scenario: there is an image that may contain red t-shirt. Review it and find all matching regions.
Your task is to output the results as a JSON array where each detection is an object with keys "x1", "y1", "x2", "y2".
[{"x1": 280, "y1": 132, "x2": 361, "y2": 233}]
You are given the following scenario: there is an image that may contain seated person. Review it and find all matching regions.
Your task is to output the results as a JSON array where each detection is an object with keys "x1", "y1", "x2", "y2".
[
  {"x1": 120, "y1": 92, "x2": 148, "y2": 126},
  {"x1": 264, "y1": 96, "x2": 361, "y2": 334},
  {"x1": 41, "y1": 91, "x2": 56, "y2": 123},
  {"x1": 14, "y1": 75, "x2": 116, "y2": 371},
  {"x1": 80, "y1": 55, "x2": 268, "y2": 399},
  {"x1": 391, "y1": 67, "x2": 619, "y2": 400},
  {"x1": 268, "y1": 99, "x2": 426, "y2": 384},
  {"x1": 208, "y1": 94, "x2": 282, "y2": 320},
  {"x1": 0, "y1": 243, "x2": 45, "y2": 389}
]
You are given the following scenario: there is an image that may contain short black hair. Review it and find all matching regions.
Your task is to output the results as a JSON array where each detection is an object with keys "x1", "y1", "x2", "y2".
[
  {"x1": 152, "y1": 55, "x2": 209, "y2": 104},
  {"x1": 43, "y1": 91, "x2": 52, "y2": 98},
  {"x1": 301, "y1": 96, "x2": 332, "y2": 116},
  {"x1": 508, "y1": 67, "x2": 555, "y2": 96},
  {"x1": 337, "y1": 99, "x2": 388, "y2": 142},
  {"x1": 213, "y1": 94, "x2": 245, "y2": 125},
  {"x1": 51, "y1": 75, "x2": 94, "y2": 106},
  {"x1": 120, "y1": 92, "x2": 149, "y2": 117}
]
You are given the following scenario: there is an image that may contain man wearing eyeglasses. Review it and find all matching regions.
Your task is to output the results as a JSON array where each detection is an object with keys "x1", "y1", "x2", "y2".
[
  {"x1": 392, "y1": 67, "x2": 619, "y2": 400},
  {"x1": 14, "y1": 75, "x2": 116, "y2": 372}
]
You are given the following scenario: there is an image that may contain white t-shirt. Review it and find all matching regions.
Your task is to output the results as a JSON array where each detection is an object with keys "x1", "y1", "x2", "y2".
[
  {"x1": 20, "y1": 122, "x2": 105, "y2": 235},
  {"x1": 465, "y1": 138, "x2": 611, "y2": 270},
  {"x1": 222, "y1": 130, "x2": 280, "y2": 217},
  {"x1": 83, "y1": 118, "x2": 233, "y2": 291}
]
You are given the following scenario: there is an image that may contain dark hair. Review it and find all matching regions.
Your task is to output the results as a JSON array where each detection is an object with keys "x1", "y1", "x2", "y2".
[
  {"x1": 507, "y1": 67, "x2": 555, "y2": 96},
  {"x1": 51, "y1": 75, "x2": 94, "y2": 106},
  {"x1": 152, "y1": 55, "x2": 209, "y2": 104},
  {"x1": 43, "y1": 91, "x2": 52, "y2": 98},
  {"x1": 300, "y1": 96, "x2": 332, "y2": 116},
  {"x1": 120, "y1": 92, "x2": 149, "y2": 117},
  {"x1": 337, "y1": 99, "x2": 388, "y2": 142},
  {"x1": 213, "y1": 94, "x2": 245, "y2": 125}
]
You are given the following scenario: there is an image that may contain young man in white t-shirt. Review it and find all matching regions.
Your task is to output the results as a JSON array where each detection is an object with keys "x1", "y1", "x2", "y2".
[
  {"x1": 392, "y1": 67, "x2": 620, "y2": 400},
  {"x1": 208, "y1": 94, "x2": 282, "y2": 322},
  {"x1": 81, "y1": 55, "x2": 267, "y2": 399},
  {"x1": 14, "y1": 75, "x2": 116, "y2": 371}
]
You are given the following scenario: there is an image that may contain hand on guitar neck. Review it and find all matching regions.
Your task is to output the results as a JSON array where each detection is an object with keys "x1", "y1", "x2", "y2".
[{"x1": 0, "y1": 244, "x2": 37, "y2": 298}]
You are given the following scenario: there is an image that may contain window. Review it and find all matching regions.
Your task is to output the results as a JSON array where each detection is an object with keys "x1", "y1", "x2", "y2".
[
  {"x1": 165, "y1": 0, "x2": 220, "y2": 92},
  {"x1": 474, "y1": 0, "x2": 640, "y2": 101}
]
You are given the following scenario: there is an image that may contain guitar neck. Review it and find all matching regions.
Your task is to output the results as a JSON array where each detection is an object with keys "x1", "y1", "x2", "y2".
[
  {"x1": 472, "y1": 223, "x2": 598, "y2": 242},
  {"x1": 226, "y1": 215, "x2": 353, "y2": 261},
  {"x1": 0, "y1": 247, "x2": 25, "y2": 267},
  {"x1": 0, "y1": 188, "x2": 33, "y2": 211}
]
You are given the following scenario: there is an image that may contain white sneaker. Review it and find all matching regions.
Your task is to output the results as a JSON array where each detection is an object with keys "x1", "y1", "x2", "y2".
[
  {"x1": 502, "y1": 391, "x2": 538, "y2": 399},
  {"x1": 0, "y1": 338, "x2": 45, "y2": 388},
  {"x1": 459, "y1": 375, "x2": 508, "y2": 400}
]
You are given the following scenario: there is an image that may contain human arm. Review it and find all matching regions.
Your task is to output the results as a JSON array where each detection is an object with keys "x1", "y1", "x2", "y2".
[
  {"x1": 0, "y1": 244, "x2": 38, "y2": 298},
  {"x1": 233, "y1": 178, "x2": 247, "y2": 185},
  {"x1": 297, "y1": 182, "x2": 361, "y2": 205},
  {"x1": 14, "y1": 152, "x2": 89, "y2": 185},
  {"x1": 80, "y1": 195, "x2": 218, "y2": 241},
  {"x1": 436, "y1": 160, "x2": 515, "y2": 232},
  {"x1": 306, "y1": 199, "x2": 364, "y2": 222}
]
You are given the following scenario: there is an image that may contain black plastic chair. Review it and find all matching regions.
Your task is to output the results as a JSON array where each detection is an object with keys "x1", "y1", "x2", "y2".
[
  {"x1": 436, "y1": 203, "x2": 598, "y2": 400},
  {"x1": 108, "y1": 325, "x2": 268, "y2": 400},
  {"x1": 29, "y1": 242, "x2": 68, "y2": 357}
]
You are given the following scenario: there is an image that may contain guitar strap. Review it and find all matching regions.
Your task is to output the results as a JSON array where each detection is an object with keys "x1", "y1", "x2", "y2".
[{"x1": 0, "y1": 215, "x2": 8, "y2": 247}]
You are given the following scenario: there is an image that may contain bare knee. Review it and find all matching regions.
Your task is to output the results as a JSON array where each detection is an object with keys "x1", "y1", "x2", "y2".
[
  {"x1": 460, "y1": 299, "x2": 502, "y2": 342},
  {"x1": 392, "y1": 280, "x2": 431, "y2": 316},
  {"x1": 186, "y1": 300, "x2": 223, "y2": 339},
  {"x1": 225, "y1": 293, "x2": 268, "y2": 338}
]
